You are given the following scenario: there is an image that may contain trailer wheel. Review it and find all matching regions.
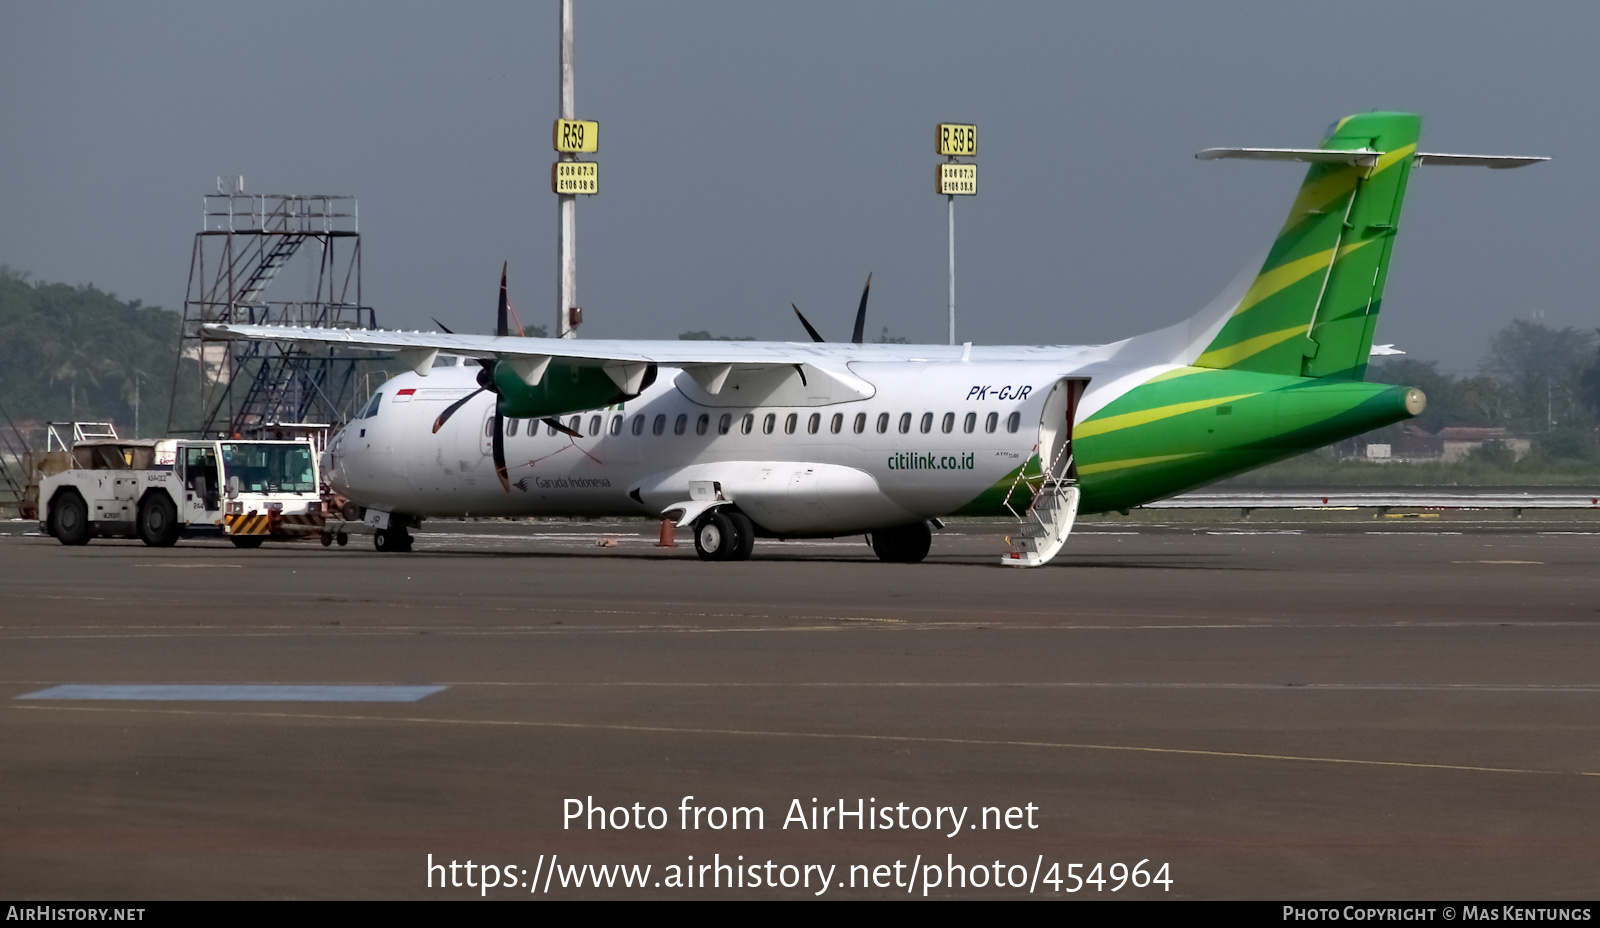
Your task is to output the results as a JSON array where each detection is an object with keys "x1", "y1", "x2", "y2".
[
  {"x1": 137, "y1": 494, "x2": 181, "y2": 547},
  {"x1": 49, "y1": 491, "x2": 91, "y2": 546},
  {"x1": 230, "y1": 535, "x2": 265, "y2": 549},
  {"x1": 320, "y1": 533, "x2": 333, "y2": 547},
  {"x1": 336, "y1": 532, "x2": 348, "y2": 546}
]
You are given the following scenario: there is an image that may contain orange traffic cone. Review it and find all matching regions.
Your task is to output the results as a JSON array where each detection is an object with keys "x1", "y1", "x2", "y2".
[{"x1": 656, "y1": 517, "x2": 677, "y2": 547}]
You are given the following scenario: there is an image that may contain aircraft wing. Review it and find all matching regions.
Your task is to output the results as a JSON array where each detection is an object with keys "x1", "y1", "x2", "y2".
[{"x1": 199, "y1": 322, "x2": 875, "y2": 400}]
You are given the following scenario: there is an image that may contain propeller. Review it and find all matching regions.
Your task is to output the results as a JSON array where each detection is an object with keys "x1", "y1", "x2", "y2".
[
  {"x1": 431, "y1": 263, "x2": 513, "y2": 493},
  {"x1": 790, "y1": 273, "x2": 872, "y2": 344},
  {"x1": 791, "y1": 304, "x2": 825, "y2": 343}
]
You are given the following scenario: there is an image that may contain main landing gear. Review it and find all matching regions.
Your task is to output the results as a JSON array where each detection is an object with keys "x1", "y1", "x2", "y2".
[
  {"x1": 693, "y1": 509, "x2": 755, "y2": 562},
  {"x1": 374, "y1": 522, "x2": 414, "y2": 553},
  {"x1": 868, "y1": 522, "x2": 931, "y2": 564}
]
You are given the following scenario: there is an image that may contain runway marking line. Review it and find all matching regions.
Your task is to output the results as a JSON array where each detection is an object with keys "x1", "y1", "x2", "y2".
[
  {"x1": 17, "y1": 684, "x2": 447, "y2": 702},
  {"x1": 1452, "y1": 560, "x2": 1544, "y2": 565},
  {"x1": 10, "y1": 703, "x2": 1597, "y2": 779}
]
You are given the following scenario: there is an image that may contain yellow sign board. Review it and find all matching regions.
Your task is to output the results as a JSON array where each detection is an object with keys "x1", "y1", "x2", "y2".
[
  {"x1": 552, "y1": 161, "x2": 598, "y2": 195},
  {"x1": 553, "y1": 119, "x2": 599, "y2": 153},
  {"x1": 937, "y1": 163, "x2": 977, "y2": 196},
  {"x1": 936, "y1": 123, "x2": 977, "y2": 157}
]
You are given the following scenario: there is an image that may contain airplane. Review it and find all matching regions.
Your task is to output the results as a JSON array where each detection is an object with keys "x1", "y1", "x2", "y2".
[{"x1": 203, "y1": 112, "x2": 1545, "y2": 566}]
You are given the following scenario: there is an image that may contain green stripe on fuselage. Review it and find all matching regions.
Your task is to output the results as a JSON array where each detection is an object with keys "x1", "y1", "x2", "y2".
[{"x1": 1071, "y1": 369, "x2": 1418, "y2": 513}]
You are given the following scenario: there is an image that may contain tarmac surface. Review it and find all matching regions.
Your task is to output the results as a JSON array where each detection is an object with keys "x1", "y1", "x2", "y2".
[{"x1": 2, "y1": 517, "x2": 1598, "y2": 899}]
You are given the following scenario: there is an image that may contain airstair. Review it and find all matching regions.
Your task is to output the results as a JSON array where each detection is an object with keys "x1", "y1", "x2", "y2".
[
  {"x1": 1000, "y1": 378, "x2": 1084, "y2": 568},
  {"x1": 1000, "y1": 439, "x2": 1079, "y2": 568}
]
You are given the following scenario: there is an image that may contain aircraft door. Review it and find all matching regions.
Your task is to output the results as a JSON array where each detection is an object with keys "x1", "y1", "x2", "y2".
[{"x1": 1037, "y1": 379, "x2": 1087, "y2": 481}]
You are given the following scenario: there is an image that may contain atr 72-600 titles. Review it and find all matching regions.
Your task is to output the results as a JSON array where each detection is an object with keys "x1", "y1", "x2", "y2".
[{"x1": 205, "y1": 113, "x2": 1544, "y2": 566}]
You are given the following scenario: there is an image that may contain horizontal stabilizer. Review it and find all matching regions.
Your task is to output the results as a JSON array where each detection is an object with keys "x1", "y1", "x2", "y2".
[
  {"x1": 1197, "y1": 148, "x2": 1547, "y2": 169},
  {"x1": 1196, "y1": 147, "x2": 1382, "y2": 166},
  {"x1": 1369, "y1": 344, "x2": 1405, "y2": 357},
  {"x1": 1410, "y1": 152, "x2": 1548, "y2": 169}
]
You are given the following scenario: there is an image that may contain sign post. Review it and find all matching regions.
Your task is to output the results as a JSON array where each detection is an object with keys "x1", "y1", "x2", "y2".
[
  {"x1": 936, "y1": 124, "x2": 977, "y2": 345},
  {"x1": 553, "y1": 1, "x2": 601, "y2": 338}
]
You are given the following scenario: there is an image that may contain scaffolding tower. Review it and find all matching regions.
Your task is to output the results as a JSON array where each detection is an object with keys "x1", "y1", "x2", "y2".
[{"x1": 167, "y1": 189, "x2": 378, "y2": 438}]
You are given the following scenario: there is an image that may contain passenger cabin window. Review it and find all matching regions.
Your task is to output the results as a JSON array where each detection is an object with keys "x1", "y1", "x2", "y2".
[
  {"x1": 653, "y1": 415, "x2": 667, "y2": 436},
  {"x1": 718, "y1": 414, "x2": 733, "y2": 435},
  {"x1": 784, "y1": 413, "x2": 798, "y2": 434},
  {"x1": 610, "y1": 415, "x2": 623, "y2": 436},
  {"x1": 854, "y1": 413, "x2": 867, "y2": 434},
  {"x1": 486, "y1": 418, "x2": 495, "y2": 438},
  {"x1": 807, "y1": 413, "x2": 821, "y2": 435},
  {"x1": 742, "y1": 414, "x2": 755, "y2": 435},
  {"x1": 830, "y1": 413, "x2": 843, "y2": 434},
  {"x1": 1007, "y1": 411, "x2": 1022, "y2": 433},
  {"x1": 589, "y1": 415, "x2": 602, "y2": 436},
  {"x1": 985, "y1": 412, "x2": 998, "y2": 434},
  {"x1": 898, "y1": 413, "x2": 912, "y2": 434},
  {"x1": 631, "y1": 415, "x2": 645, "y2": 436},
  {"x1": 547, "y1": 420, "x2": 559, "y2": 436},
  {"x1": 568, "y1": 416, "x2": 581, "y2": 434},
  {"x1": 506, "y1": 418, "x2": 519, "y2": 437},
  {"x1": 762, "y1": 413, "x2": 776, "y2": 434},
  {"x1": 696, "y1": 414, "x2": 710, "y2": 436},
  {"x1": 876, "y1": 413, "x2": 890, "y2": 434},
  {"x1": 963, "y1": 412, "x2": 976, "y2": 434},
  {"x1": 942, "y1": 412, "x2": 955, "y2": 434},
  {"x1": 920, "y1": 412, "x2": 933, "y2": 434},
  {"x1": 674, "y1": 414, "x2": 688, "y2": 436}
]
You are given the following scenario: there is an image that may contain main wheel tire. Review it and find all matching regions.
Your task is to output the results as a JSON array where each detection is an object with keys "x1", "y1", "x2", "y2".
[
  {"x1": 726, "y1": 511, "x2": 756, "y2": 561},
  {"x1": 50, "y1": 492, "x2": 91, "y2": 546},
  {"x1": 693, "y1": 510, "x2": 737, "y2": 561},
  {"x1": 137, "y1": 494, "x2": 181, "y2": 547},
  {"x1": 870, "y1": 522, "x2": 931, "y2": 564},
  {"x1": 230, "y1": 535, "x2": 265, "y2": 549},
  {"x1": 374, "y1": 526, "x2": 412, "y2": 553}
]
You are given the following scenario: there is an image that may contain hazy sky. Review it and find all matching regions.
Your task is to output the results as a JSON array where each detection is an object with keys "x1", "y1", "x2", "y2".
[{"x1": 1, "y1": 2, "x2": 1589, "y2": 371}]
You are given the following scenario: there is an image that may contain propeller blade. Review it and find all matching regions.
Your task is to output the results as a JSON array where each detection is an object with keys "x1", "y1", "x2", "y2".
[
  {"x1": 492, "y1": 409, "x2": 510, "y2": 492},
  {"x1": 791, "y1": 304, "x2": 826, "y2": 343},
  {"x1": 496, "y1": 261, "x2": 510, "y2": 338},
  {"x1": 431, "y1": 317, "x2": 455, "y2": 334},
  {"x1": 542, "y1": 417, "x2": 582, "y2": 439},
  {"x1": 851, "y1": 272, "x2": 872, "y2": 345},
  {"x1": 431, "y1": 386, "x2": 484, "y2": 433}
]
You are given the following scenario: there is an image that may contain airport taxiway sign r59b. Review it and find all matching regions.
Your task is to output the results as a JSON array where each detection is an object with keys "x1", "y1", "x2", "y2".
[
  {"x1": 936, "y1": 123, "x2": 977, "y2": 157},
  {"x1": 554, "y1": 119, "x2": 599, "y2": 153}
]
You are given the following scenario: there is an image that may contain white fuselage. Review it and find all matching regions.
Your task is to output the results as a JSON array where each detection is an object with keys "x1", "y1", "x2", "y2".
[{"x1": 326, "y1": 349, "x2": 1128, "y2": 536}]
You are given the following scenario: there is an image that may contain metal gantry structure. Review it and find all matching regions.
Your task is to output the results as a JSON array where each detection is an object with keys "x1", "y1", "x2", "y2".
[{"x1": 167, "y1": 190, "x2": 377, "y2": 438}]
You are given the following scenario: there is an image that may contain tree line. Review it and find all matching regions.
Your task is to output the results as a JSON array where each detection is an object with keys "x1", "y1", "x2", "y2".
[{"x1": 1, "y1": 265, "x2": 1594, "y2": 460}]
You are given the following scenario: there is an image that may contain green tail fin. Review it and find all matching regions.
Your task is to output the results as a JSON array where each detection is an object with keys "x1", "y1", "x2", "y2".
[{"x1": 1196, "y1": 112, "x2": 1420, "y2": 380}]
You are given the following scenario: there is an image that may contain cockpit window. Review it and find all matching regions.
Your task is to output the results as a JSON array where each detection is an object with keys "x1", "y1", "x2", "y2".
[{"x1": 359, "y1": 393, "x2": 383, "y2": 419}]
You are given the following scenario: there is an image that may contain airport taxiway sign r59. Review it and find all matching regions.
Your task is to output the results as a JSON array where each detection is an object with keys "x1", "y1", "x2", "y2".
[{"x1": 553, "y1": 119, "x2": 599, "y2": 153}]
